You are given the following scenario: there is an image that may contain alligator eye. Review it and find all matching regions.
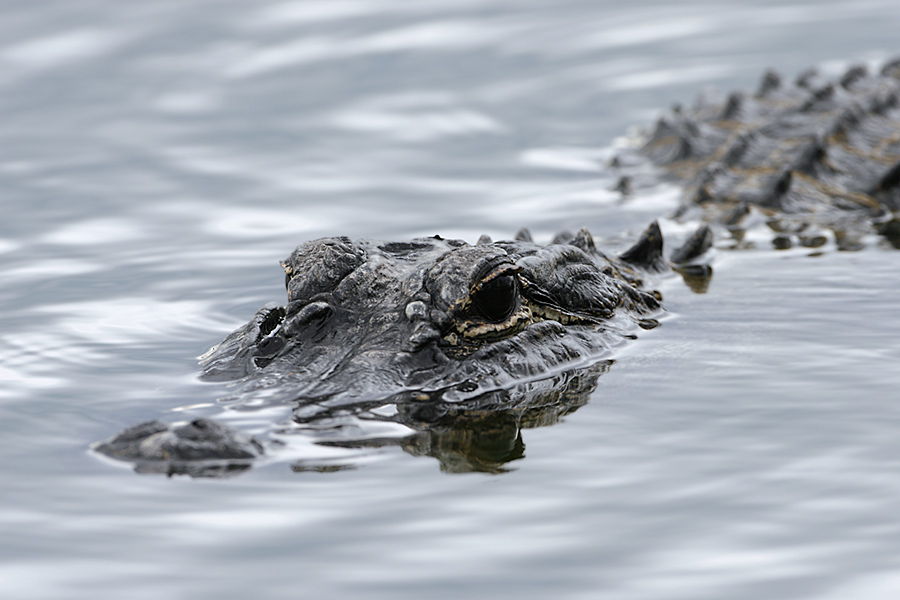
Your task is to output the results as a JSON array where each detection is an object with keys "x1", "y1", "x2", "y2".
[{"x1": 472, "y1": 273, "x2": 518, "y2": 323}]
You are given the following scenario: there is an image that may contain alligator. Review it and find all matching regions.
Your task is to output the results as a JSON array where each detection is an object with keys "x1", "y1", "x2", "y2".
[
  {"x1": 94, "y1": 59, "x2": 900, "y2": 476},
  {"x1": 617, "y1": 58, "x2": 900, "y2": 250},
  {"x1": 96, "y1": 223, "x2": 704, "y2": 476}
]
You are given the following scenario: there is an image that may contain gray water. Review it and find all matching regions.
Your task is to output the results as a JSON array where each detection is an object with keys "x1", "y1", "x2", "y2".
[{"x1": 2, "y1": 1, "x2": 900, "y2": 598}]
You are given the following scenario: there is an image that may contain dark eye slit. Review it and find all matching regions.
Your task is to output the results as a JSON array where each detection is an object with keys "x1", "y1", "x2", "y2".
[{"x1": 472, "y1": 274, "x2": 519, "y2": 323}]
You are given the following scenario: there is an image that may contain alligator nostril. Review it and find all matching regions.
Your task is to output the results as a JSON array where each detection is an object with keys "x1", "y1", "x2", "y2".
[{"x1": 255, "y1": 306, "x2": 286, "y2": 342}]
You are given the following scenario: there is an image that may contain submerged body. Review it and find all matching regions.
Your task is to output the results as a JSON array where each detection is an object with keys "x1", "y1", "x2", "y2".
[{"x1": 95, "y1": 60, "x2": 900, "y2": 475}]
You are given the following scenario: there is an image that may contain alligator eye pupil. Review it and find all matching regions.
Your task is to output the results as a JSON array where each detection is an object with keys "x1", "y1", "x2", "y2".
[{"x1": 473, "y1": 274, "x2": 518, "y2": 323}]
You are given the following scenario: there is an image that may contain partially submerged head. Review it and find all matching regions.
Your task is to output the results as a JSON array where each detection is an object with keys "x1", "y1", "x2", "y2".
[
  {"x1": 199, "y1": 226, "x2": 665, "y2": 405},
  {"x1": 96, "y1": 222, "x2": 708, "y2": 475}
]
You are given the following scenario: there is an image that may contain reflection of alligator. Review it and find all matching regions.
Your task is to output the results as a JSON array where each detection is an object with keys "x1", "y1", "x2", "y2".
[
  {"x1": 296, "y1": 360, "x2": 615, "y2": 474},
  {"x1": 94, "y1": 60, "x2": 900, "y2": 476}
]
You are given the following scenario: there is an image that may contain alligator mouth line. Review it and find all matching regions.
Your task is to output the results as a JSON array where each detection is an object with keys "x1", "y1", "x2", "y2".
[
  {"x1": 453, "y1": 304, "x2": 533, "y2": 341},
  {"x1": 526, "y1": 301, "x2": 604, "y2": 326}
]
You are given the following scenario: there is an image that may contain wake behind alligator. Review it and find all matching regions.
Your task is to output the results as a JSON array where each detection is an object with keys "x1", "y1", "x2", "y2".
[{"x1": 94, "y1": 59, "x2": 900, "y2": 477}]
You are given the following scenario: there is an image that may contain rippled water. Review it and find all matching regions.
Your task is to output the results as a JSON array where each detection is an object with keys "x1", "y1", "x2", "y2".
[{"x1": 3, "y1": 1, "x2": 900, "y2": 598}]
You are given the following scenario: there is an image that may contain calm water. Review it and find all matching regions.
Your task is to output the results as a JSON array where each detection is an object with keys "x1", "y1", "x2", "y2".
[{"x1": 2, "y1": 1, "x2": 900, "y2": 598}]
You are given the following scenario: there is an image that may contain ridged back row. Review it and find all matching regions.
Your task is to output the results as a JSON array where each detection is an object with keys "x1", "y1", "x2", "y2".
[{"x1": 639, "y1": 59, "x2": 900, "y2": 242}]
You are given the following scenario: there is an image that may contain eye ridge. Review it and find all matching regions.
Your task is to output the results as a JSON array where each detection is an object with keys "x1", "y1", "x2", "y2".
[{"x1": 471, "y1": 273, "x2": 519, "y2": 323}]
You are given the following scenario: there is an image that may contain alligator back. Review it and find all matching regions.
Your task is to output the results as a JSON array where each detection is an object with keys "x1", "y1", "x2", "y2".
[
  {"x1": 93, "y1": 58, "x2": 900, "y2": 476},
  {"x1": 632, "y1": 59, "x2": 900, "y2": 250}
]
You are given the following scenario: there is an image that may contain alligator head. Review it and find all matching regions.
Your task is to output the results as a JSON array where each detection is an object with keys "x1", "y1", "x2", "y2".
[
  {"x1": 197, "y1": 223, "x2": 678, "y2": 408},
  {"x1": 95, "y1": 221, "x2": 712, "y2": 476}
]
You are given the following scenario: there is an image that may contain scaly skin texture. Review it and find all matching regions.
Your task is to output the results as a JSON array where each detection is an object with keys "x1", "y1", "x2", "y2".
[
  {"x1": 199, "y1": 228, "x2": 669, "y2": 402},
  {"x1": 624, "y1": 59, "x2": 900, "y2": 250},
  {"x1": 93, "y1": 419, "x2": 264, "y2": 478},
  {"x1": 95, "y1": 221, "x2": 695, "y2": 475},
  {"x1": 95, "y1": 59, "x2": 900, "y2": 476}
]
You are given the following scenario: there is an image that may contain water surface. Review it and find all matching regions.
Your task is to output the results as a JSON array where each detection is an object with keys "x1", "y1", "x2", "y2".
[{"x1": 2, "y1": 1, "x2": 900, "y2": 598}]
